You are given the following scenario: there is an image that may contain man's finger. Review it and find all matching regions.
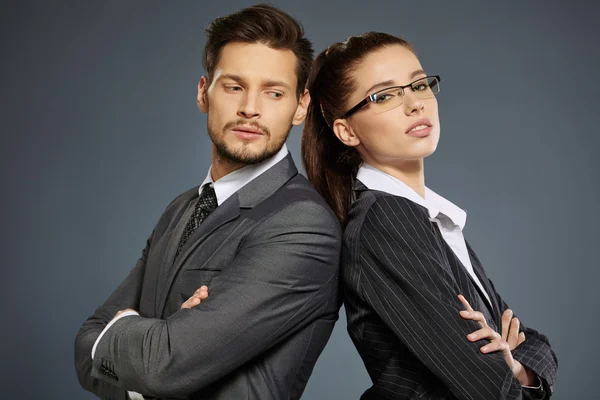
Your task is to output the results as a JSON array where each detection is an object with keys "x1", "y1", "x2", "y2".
[
  {"x1": 501, "y1": 309, "x2": 513, "y2": 341},
  {"x1": 181, "y1": 295, "x2": 202, "y2": 309},
  {"x1": 194, "y1": 286, "x2": 209, "y2": 300},
  {"x1": 517, "y1": 332, "x2": 526, "y2": 347}
]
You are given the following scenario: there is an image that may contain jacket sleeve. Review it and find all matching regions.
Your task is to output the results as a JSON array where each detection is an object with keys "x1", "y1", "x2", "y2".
[
  {"x1": 484, "y1": 273, "x2": 558, "y2": 398},
  {"x1": 74, "y1": 230, "x2": 153, "y2": 400}
]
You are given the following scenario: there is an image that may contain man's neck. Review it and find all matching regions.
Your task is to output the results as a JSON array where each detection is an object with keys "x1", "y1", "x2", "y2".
[{"x1": 210, "y1": 147, "x2": 245, "y2": 182}]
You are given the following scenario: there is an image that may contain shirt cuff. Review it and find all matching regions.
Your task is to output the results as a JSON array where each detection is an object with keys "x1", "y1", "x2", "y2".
[
  {"x1": 128, "y1": 391, "x2": 145, "y2": 400},
  {"x1": 522, "y1": 375, "x2": 543, "y2": 390},
  {"x1": 91, "y1": 310, "x2": 139, "y2": 359}
]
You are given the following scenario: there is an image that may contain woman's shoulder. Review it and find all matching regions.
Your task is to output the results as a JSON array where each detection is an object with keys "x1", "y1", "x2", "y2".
[
  {"x1": 353, "y1": 187, "x2": 429, "y2": 219},
  {"x1": 346, "y1": 187, "x2": 431, "y2": 237}
]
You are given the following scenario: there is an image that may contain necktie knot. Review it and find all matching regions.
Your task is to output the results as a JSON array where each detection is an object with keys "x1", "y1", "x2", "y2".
[{"x1": 198, "y1": 183, "x2": 218, "y2": 213}]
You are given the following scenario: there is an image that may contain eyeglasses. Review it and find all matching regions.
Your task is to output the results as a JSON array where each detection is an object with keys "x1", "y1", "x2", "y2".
[{"x1": 340, "y1": 75, "x2": 441, "y2": 119}]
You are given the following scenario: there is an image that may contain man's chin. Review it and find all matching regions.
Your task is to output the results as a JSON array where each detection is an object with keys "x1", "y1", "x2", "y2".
[{"x1": 216, "y1": 144, "x2": 276, "y2": 165}]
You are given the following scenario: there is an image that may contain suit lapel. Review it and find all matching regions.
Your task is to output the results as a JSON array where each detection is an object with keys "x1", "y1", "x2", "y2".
[
  {"x1": 157, "y1": 195, "x2": 240, "y2": 317},
  {"x1": 355, "y1": 180, "x2": 499, "y2": 325},
  {"x1": 431, "y1": 225, "x2": 485, "y2": 311},
  {"x1": 466, "y1": 241, "x2": 502, "y2": 327},
  {"x1": 150, "y1": 189, "x2": 198, "y2": 317},
  {"x1": 156, "y1": 153, "x2": 299, "y2": 317}
]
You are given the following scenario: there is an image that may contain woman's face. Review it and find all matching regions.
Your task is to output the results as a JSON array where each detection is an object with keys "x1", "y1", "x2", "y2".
[{"x1": 334, "y1": 45, "x2": 441, "y2": 167}]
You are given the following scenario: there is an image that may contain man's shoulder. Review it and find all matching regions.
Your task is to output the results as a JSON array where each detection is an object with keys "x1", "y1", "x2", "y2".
[
  {"x1": 248, "y1": 173, "x2": 340, "y2": 230},
  {"x1": 165, "y1": 185, "x2": 199, "y2": 210},
  {"x1": 274, "y1": 174, "x2": 336, "y2": 215}
]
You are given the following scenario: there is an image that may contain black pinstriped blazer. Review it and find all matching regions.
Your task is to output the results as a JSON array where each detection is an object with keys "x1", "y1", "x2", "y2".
[{"x1": 342, "y1": 181, "x2": 558, "y2": 400}]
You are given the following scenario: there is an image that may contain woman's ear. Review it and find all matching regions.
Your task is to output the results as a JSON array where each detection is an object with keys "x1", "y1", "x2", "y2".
[{"x1": 333, "y1": 118, "x2": 361, "y2": 147}]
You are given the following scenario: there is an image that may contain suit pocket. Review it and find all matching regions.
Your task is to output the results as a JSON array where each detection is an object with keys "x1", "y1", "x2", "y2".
[{"x1": 178, "y1": 269, "x2": 220, "y2": 285}]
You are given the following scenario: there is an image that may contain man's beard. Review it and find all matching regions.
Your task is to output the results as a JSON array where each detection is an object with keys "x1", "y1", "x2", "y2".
[{"x1": 207, "y1": 118, "x2": 291, "y2": 165}]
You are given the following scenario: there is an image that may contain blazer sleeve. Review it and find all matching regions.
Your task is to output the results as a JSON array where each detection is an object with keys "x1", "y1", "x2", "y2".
[
  {"x1": 486, "y1": 276, "x2": 558, "y2": 397},
  {"x1": 90, "y1": 200, "x2": 341, "y2": 398},
  {"x1": 356, "y1": 195, "x2": 536, "y2": 400},
  {"x1": 73, "y1": 230, "x2": 153, "y2": 400}
]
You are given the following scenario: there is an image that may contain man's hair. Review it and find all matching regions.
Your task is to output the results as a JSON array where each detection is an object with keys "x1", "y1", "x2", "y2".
[{"x1": 203, "y1": 4, "x2": 313, "y2": 97}]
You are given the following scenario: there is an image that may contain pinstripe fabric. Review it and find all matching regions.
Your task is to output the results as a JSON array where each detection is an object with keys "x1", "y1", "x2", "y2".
[{"x1": 342, "y1": 182, "x2": 558, "y2": 400}]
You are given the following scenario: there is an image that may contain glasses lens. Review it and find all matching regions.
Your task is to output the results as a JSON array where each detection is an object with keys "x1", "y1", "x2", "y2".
[
  {"x1": 412, "y1": 76, "x2": 440, "y2": 98},
  {"x1": 371, "y1": 87, "x2": 404, "y2": 114}
]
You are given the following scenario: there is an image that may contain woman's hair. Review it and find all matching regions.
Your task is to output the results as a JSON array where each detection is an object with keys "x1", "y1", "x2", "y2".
[{"x1": 301, "y1": 32, "x2": 414, "y2": 226}]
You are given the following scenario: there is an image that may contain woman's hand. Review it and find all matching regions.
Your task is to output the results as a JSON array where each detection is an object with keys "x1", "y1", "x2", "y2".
[{"x1": 458, "y1": 294, "x2": 532, "y2": 385}]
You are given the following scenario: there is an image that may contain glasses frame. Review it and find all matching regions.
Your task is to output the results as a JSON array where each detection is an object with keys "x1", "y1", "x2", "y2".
[{"x1": 340, "y1": 75, "x2": 441, "y2": 119}]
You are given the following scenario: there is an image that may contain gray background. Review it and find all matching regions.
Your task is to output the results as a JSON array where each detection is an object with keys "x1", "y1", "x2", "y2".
[{"x1": 2, "y1": 0, "x2": 598, "y2": 398}]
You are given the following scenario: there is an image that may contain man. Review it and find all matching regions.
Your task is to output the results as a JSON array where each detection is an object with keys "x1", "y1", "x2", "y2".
[{"x1": 74, "y1": 4, "x2": 341, "y2": 399}]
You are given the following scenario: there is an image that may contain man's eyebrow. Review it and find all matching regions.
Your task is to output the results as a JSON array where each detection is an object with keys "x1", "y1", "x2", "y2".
[
  {"x1": 217, "y1": 73, "x2": 247, "y2": 84},
  {"x1": 262, "y1": 79, "x2": 292, "y2": 91},
  {"x1": 217, "y1": 74, "x2": 292, "y2": 91}
]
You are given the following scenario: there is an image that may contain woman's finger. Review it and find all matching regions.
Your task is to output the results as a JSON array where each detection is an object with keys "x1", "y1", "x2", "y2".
[{"x1": 501, "y1": 309, "x2": 513, "y2": 341}]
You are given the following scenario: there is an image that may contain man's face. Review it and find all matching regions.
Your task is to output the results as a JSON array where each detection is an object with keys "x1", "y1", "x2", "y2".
[{"x1": 198, "y1": 42, "x2": 309, "y2": 165}]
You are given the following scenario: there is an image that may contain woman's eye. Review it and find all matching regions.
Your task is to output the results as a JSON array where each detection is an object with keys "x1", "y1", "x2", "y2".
[{"x1": 374, "y1": 94, "x2": 394, "y2": 104}]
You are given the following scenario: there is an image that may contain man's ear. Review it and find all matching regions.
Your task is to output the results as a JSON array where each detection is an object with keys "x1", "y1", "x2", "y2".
[
  {"x1": 197, "y1": 76, "x2": 209, "y2": 113},
  {"x1": 292, "y1": 88, "x2": 310, "y2": 126}
]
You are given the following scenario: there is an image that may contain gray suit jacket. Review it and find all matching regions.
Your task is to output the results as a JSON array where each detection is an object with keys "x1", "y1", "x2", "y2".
[{"x1": 74, "y1": 154, "x2": 341, "y2": 400}]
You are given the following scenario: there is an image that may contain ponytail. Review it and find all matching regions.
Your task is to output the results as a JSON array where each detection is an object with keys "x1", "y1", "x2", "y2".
[
  {"x1": 302, "y1": 51, "x2": 360, "y2": 227},
  {"x1": 301, "y1": 33, "x2": 414, "y2": 227}
]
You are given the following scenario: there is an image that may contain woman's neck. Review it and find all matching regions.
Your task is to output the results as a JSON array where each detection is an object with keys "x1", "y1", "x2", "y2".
[{"x1": 366, "y1": 158, "x2": 426, "y2": 198}]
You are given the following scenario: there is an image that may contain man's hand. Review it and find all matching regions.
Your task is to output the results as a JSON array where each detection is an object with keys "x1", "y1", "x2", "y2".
[
  {"x1": 458, "y1": 295, "x2": 536, "y2": 387},
  {"x1": 181, "y1": 285, "x2": 209, "y2": 309}
]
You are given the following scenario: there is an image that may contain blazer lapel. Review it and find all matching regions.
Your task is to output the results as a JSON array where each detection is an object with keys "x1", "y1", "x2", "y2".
[
  {"x1": 151, "y1": 188, "x2": 198, "y2": 317},
  {"x1": 466, "y1": 241, "x2": 502, "y2": 327},
  {"x1": 157, "y1": 195, "x2": 241, "y2": 317},
  {"x1": 156, "y1": 153, "x2": 299, "y2": 317},
  {"x1": 354, "y1": 180, "x2": 497, "y2": 324}
]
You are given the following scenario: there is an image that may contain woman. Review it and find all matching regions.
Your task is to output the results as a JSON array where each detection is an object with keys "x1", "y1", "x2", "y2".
[{"x1": 302, "y1": 32, "x2": 557, "y2": 399}]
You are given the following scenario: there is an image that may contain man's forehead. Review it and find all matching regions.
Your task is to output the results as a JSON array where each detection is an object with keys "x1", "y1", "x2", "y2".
[{"x1": 215, "y1": 42, "x2": 298, "y2": 83}]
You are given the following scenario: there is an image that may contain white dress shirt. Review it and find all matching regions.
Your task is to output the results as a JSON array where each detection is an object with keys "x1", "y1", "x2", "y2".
[
  {"x1": 356, "y1": 163, "x2": 491, "y2": 305},
  {"x1": 200, "y1": 144, "x2": 289, "y2": 206},
  {"x1": 91, "y1": 145, "x2": 289, "y2": 399}
]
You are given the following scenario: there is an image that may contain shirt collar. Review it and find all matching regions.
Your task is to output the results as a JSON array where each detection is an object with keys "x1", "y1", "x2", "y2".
[
  {"x1": 356, "y1": 163, "x2": 467, "y2": 229},
  {"x1": 200, "y1": 144, "x2": 289, "y2": 206}
]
